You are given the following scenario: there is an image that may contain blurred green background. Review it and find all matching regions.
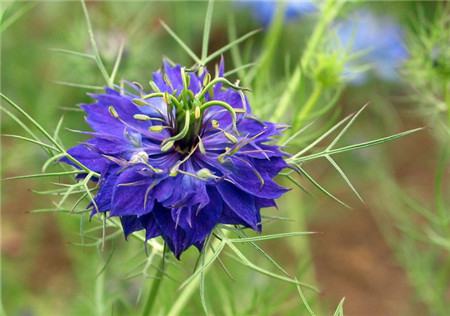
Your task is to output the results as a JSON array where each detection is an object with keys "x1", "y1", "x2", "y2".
[{"x1": 1, "y1": 1, "x2": 449, "y2": 315}]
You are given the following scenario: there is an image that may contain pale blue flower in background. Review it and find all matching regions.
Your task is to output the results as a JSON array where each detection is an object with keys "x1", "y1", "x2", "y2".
[
  {"x1": 333, "y1": 9, "x2": 408, "y2": 84},
  {"x1": 237, "y1": 0, "x2": 317, "y2": 26}
]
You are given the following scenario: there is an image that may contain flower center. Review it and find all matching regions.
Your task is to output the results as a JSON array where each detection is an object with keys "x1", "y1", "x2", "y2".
[{"x1": 133, "y1": 66, "x2": 247, "y2": 153}]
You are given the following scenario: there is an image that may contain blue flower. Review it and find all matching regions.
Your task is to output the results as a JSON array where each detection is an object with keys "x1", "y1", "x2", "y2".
[
  {"x1": 237, "y1": 0, "x2": 317, "y2": 26},
  {"x1": 333, "y1": 10, "x2": 408, "y2": 84},
  {"x1": 63, "y1": 59, "x2": 289, "y2": 258}
]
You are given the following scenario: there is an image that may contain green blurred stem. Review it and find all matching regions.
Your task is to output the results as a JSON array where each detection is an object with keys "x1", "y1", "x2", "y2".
[
  {"x1": 95, "y1": 257, "x2": 106, "y2": 316},
  {"x1": 292, "y1": 83, "x2": 322, "y2": 131},
  {"x1": 273, "y1": 0, "x2": 342, "y2": 122},
  {"x1": 141, "y1": 246, "x2": 167, "y2": 316},
  {"x1": 445, "y1": 81, "x2": 450, "y2": 127},
  {"x1": 167, "y1": 233, "x2": 226, "y2": 316},
  {"x1": 301, "y1": 0, "x2": 342, "y2": 69},
  {"x1": 283, "y1": 187, "x2": 321, "y2": 314}
]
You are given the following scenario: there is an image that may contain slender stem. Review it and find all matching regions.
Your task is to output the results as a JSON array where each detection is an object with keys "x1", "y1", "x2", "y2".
[
  {"x1": 273, "y1": 0, "x2": 342, "y2": 122},
  {"x1": 141, "y1": 245, "x2": 167, "y2": 316},
  {"x1": 95, "y1": 256, "x2": 106, "y2": 316},
  {"x1": 292, "y1": 83, "x2": 322, "y2": 132},
  {"x1": 301, "y1": 0, "x2": 343, "y2": 70},
  {"x1": 167, "y1": 233, "x2": 227, "y2": 316},
  {"x1": 445, "y1": 80, "x2": 450, "y2": 127}
]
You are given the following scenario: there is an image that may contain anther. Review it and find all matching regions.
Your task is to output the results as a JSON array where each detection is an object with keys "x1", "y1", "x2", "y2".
[{"x1": 108, "y1": 106, "x2": 119, "y2": 119}]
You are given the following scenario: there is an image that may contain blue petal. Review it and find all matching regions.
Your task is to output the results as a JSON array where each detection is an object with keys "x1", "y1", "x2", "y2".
[
  {"x1": 217, "y1": 181, "x2": 259, "y2": 230},
  {"x1": 110, "y1": 165, "x2": 158, "y2": 216},
  {"x1": 64, "y1": 143, "x2": 110, "y2": 174},
  {"x1": 121, "y1": 215, "x2": 145, "y2": 238}
]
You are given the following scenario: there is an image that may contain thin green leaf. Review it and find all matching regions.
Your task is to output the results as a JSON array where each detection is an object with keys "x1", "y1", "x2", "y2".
[
  {"x1": 229, "y1": 231, "x2": 315, "y2": 243},
  {"x1": 295, "y1": 128, "x2": 424, "y2": 163},
  {"x1": 49, "y1": 48, "x2": 95, "y2": 59},
  {"x1": 203, "y1": 29, "x2": 260, "y2": 65},
  {"x1": 224, "y1": 62, "x2": 257, "y2": 77},
  {"x1": 80, "y1": 0, "x2": 110, "y2": 85},
  {"x1": 109, "y1": 39, "x2": 125, "y2": 86},
  {"x1": 201, "y1": 0, "x2": 214, "y2": 62},
  {"x1": 42, "y1": 153, "x2": 66, "y2": 172},
  {"x1": 96, "y1": 248, "x2": 116, "y2": 280},
  {"x1": 327, "y1": 104, "x2": 368, "y2": 150},
  {"x1": 326, "y1": 155, "x2": 364, "y2": 203},
  {"x1": 296, "y1": 165, "x2": 351, "y2": 209},
  {"x1": 234, "y1": 230, "x2": 289, "y2": 276},
  {"x1": 0, "y1": 2, "x2": 35, "y2": 33},
  {"x1": 53, "y1": 115, "x2": 65, "y2": 141},
  {"x1": 281, "y1": 121, "x2": 315, "y2": 147},
  {"x1": 0, "y1": 108, "x2": 42, "y2": 147},
  {"x1": 3, "y1": 170, "x2": 83, "y2": 181},
  {"x1": 291, "y1": 113, "x2": 353, "y2": 159},
  {"x1": 333, "y1": 298, "x2": 346, "y2": 316},
  {"x1": 53, "y1": 80, "x2": 104, "y2": 90},
  {"x1": 226, "y1": 242, "x2": 318, "y2": 292},
  {"x1": 160, "y1": 20, "x2": 201, "y2": 64},
  {"x1": 178, "y1": 239, "x2": 226, "y2": 290},
  {"x1": 296, "y1": 280, "x2": 316, "y2": 316},
  {"x1": 1, "y1": 134, "x2": 57, "y2": 151}
]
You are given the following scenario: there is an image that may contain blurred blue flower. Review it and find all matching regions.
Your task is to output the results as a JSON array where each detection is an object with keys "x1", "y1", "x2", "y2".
[
  {"x1": 333, "y1": 10, "x2": 408, "y2": 84},
  {"x1": 62, "y1": 60, "x2": 288, "y2": 258},
  {"x1": 238, "y1": 0, "x2": 317, "y2": 26}
]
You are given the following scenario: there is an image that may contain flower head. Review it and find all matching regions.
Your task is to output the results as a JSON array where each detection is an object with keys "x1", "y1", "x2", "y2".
[
  {"x1": 63, "y1": 59, "x2": 289, "y2": 258},
  {"x1": 332, "y1": 10, "x2": 408, "y2": 84}
]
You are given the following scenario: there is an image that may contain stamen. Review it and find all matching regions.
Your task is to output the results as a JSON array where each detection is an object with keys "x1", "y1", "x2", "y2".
[
  {"x1": 108, "y1": 106, "x2": 119, "y2": 118},
  {"x1": 133, "y1": 114, "x2": 164, "y2": 121},
  {"x1": 194, "y1": 106, "x2": 201, "y2": 119},
  {"x1": 196, "y1": 168, "x2": 218, "y2": 180},
  {"x1": 132, "y1": 98, "x2": 149, "y2": 106},
  {"x1": 148, "y1": 125, "x2": 168, "y2": 132},
  {"x1": 161, "y1": 140, "x2": 175, "y2": 152},
  {"x1": 223, "y1": 131, "x2": 238, "y2": 143}
]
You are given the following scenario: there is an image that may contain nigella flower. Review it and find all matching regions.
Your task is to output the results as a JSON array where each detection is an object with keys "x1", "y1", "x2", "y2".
[
  {"x1": 332, "y1": 10, "x2": 408, "y2": 84},
  {"x1": 237, "y1": 0, "x2": 317, "y2": 27},
  {"x1": 63, "y1": 59, "x2": 289, "y2": 258}
]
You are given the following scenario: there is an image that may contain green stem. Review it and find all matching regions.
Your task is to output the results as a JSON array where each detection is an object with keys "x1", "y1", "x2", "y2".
[
  {"x1": 167, "y1": 233, "x2": 227, "y2": 316},
  {"x1": 141, "y1": 245, "x2": 167, "y2": 316},
  {"x1": 445, "y1": 81, "x2": 450, "y2": 127},
  {"x1": 273, "y1": 0, "x2": 342, "y2": 122},
  {"x1": 301, "y1": 0, "x2": 343, "y2": 70},
  {"x1": 292, "y1": 83, "x2": 322, "y2": 131}
]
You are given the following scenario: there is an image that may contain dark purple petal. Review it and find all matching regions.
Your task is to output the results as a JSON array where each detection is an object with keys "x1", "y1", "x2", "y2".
[
  {"x1": 121, "y1": 215, "x2": 145, "y2": 238},
  {"x1": 217, "y1": 181, "x2": 259, "y2": 230}
]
